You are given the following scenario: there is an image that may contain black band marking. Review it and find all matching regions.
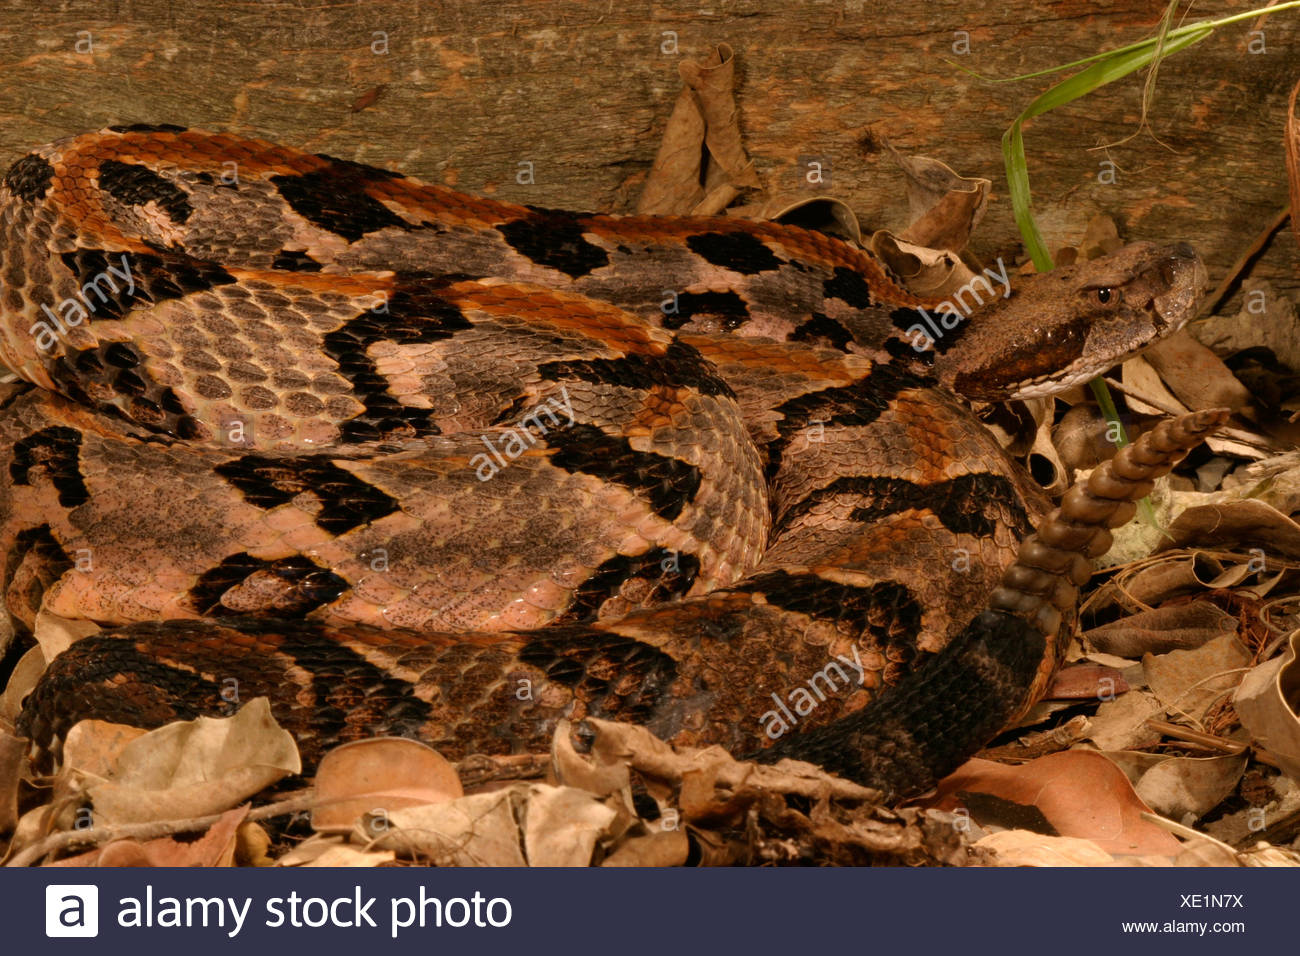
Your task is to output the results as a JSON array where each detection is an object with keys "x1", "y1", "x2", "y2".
[
  {"x1": 518, "y1": 628, "x2": 679, "y2": 724},
  {"x1": 538, "y1": 340, "x2": 733, "y2": 399},
  {"x1": 58, "y1": 248, "x2": 236, "y2": 322},
  {"x1": 743, "y1": 570, "x2": 923, "y2": 649},
  {"x1": 97, "y1": 159, "x2": 193, "y2": 224},
  {"x1": 272, "y1": 249, "x2": 324, "y2": 272},
  {"x1": 107, "y1": 123, "x2": 188, "y2": 134},
  {"x1": 765, "y1": 364, "x2": 930, "y2": 480},
  {"x1": 321, "y1": 283, "x2": 471, "y2": 440},
  {"x1": 758, "y1": 609, "x2": 1045, "y2": 801},
  {"x1": 660, "y1": 290, "x2": 751, "y2": 331},
  {"x1": 271, "y1": 161, "x2": 411, "y2": 243},
  {"x1": 544, "y1": 424, "x2": 702, "y2": 522},
  {"x1": 822, "y1": 266, "x2": 878, "y2": 309},
  {"x1": 776, "y1": 473, "x2": 1033, "y2": 541},
  {"x1": 496, "y1": 211, "x2": 610, "y2": 279},
  {"x1": 555, "y1": 547, "x2": 701, "y2": 624},
  {"x1": 214, "y1": 454, "x2": 399, "y2": 534},
  {"x1": 790, "y1": 311, "x2": 854, "y2": 350},
  {"x1": 9, "y1": 426, "x2": 89, "y2": 508},
  {"x1": 685, "y1": 231, "x2": 783, "y2": 275},
  {"x1": 189, "y1": 553, "x2": 348, "y2": 615}
]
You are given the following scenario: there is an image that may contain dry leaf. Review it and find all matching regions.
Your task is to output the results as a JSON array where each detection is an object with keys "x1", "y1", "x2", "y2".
[
  {"x1": 1143, "y1": 329, "x2": 1254, "y2": 415},
  {"x1": 1196, "y1": 278, "x2": 1300, "y2": 369},
  {"x1": 1160, "y1": 499, "x2": 1300, "y2": 559},
  {"x1": 46, "y1": 805, "x2": 249, "y2": 867},
  {"x1": 1089, "y1": 691, "x2": 1167, "y2": 752},
  {"x1": 235, "y1": 821, "x2": 274, "y2": 866},
  {"x1": 1234, "y1": 630, "x2": 1300, "y2": 780},
  {"x1": 637, "y1": 43, "x2": 757, "y2": 215},
  {"x1": 364, "y1": 786, "x2": 546, "y2": 866},
  {"x1": 600, "y1": 828, "x2": 690, "y2": 867},
  {"x1": 1133, "y1": 754, "x2": 1249, "y2": 821},
  {"x1": 312, "y1": 737, "x2": 462, "y2": 833},
  {"x1": 1143, "y1": 633, "x2": 1253, "y2": 722},
  {"x1": 0, "y1": 646, "x2": 44, "y2": 726},
  {"x1": 1084, "y1": 603, "x2": 1240, "y2": 658},
  {"x1": 868, "y1": 232, "x2": 976, "y2": 299},
  {"x1": 522, "y1": 784, "x2": 617, "y2": 866},
  {"x1": 84, "y1": 697, "x2": 300, "y2": 825},
  {"x1": 935, "y1": 752, "x2": 1183, "y2": 856},
  {"x1": 61, "y1": 720, "x2": 149, "y2": 780},
  {"x1": 32, "y1": 610, "x2": 100, "y2": 661},
  {"x1": 888, "y1": 147, "x2": 989, "y2": 251},
  {"x1": 0, "y1": 731, "x2": 26, "y2": 833},
  {"x1": 975, "y1": 829, "x2": 1116, "y2": 866},
  {"x1": 303, "y1": 844, "x2": 396, "y2": 868},
  {"x1": 1046, "y1": 663, "x2": 1128, "y2": 700}
]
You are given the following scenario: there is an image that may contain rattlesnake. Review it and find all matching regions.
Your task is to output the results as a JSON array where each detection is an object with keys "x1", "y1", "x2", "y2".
[{"x1": 0, "y1": 125, "x2": 1223, "y2": 800}]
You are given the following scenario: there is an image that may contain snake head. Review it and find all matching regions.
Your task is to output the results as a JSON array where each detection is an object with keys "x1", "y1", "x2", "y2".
[{"x1": 935, "y1": 241, "x2": 1206, "y2": 402}]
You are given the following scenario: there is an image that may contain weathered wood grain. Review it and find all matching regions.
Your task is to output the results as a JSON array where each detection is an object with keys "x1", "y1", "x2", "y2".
[{"x1": 0, "y1": 0, "x2": 1295, "y2": 307}]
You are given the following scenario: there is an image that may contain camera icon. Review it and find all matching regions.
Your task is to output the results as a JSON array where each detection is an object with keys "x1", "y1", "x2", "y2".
[{"x1": 46, "y1": 885, "x2": 99, "y2": 938}]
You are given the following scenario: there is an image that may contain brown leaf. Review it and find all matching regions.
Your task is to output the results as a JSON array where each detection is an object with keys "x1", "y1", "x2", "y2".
[
  {"x1": 1195, "y1": 278, "x2": 1300, "y2": 371},
  {"x1": 0, "y1": 646, "x2": 45, "y2": 726},
  {"x1": 975, "y1": 830, "x2": 1116, "y2": 866},
  {"x1": 1143, "y1": 633, "x2": 1253, "y2": 722},
  {"x1": 1046, "y1": 663, "x2": 1128, "y2": 700},
  {"x1": 1234, "y1": 630, "x2": 1300, "y2": 780},
  {"x1": 0, "y1": 731, "x2": 27, "y2": 833},
  {"x1": 888, "y1": 147, "x2": 989, "y2": 251},
  {"x1": 868, "y1": 231, "x2": 985, "y2": 300},
  {"x1": 523, "y1": 785, "x2": 618, "y2": 866},
  {"x1": 1084, "y1": 603, "x2": 1240, "y2": 658},
  {"x1": 934, "y1": 752, "x2": 1183, "y2": 856},
  {"x1": 365, "y1": 787, "x2": 528, "y2": 866},
  {"x1": 637, "y1": 44, "x2": 757, "y2": 215},
  {"x1": 62, "y1": 720, "x2": 149, "y2": 780},
  {"x1": 600, "y1": 828, "x2": 690, "y2": 867},
  {"x1": 46, "y1": 805, "x2": 249, "y2": 867},
  {"x1": 312, "y1": 737, "x2": 462, "y2": 834},
  {"x1": 1088, "y1": 690, "x2": 1163, "y2": 751},
  {"x1": 1143, "y1": 329, "x2": 1254, "y2": 416},
  {"x1": 1160, "y1": 499, "x2": 1300, "y2": 559},
  {"x1": 84, "y1": 697, "x2": 300, "y2": 825},
  {"x1": 1133, "y1": 754, "x2": 1248, "y2": 821}
]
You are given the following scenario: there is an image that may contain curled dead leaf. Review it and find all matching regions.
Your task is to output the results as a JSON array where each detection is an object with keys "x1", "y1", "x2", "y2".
[
  {"x1": 312, "y1": 737, "x2": 462, "y2": 834},
  {"x1": 934, "y1": 751, "x2": 1183, "y2": 857},
  {"x1": 1234, "y1": 630, "x2": 1300, "y2": 781},
  {"x1": 84, "y1": 697, "x2": 299, "y2": 825}
]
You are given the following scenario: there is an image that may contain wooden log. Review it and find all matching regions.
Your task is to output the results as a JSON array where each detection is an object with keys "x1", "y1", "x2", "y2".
[{"x1": 0, "y1": 0, "x2": 1294, "y2": 306}]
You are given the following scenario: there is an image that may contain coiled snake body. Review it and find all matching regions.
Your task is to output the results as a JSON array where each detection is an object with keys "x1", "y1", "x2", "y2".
[{"x1": 0, "y1": 126, "x2": 1222, "y2": 800}]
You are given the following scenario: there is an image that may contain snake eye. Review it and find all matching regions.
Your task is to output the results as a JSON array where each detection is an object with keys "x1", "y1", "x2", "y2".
[{"x1": 1096, "y1": 288, "x2": 1114, "y2": 304}]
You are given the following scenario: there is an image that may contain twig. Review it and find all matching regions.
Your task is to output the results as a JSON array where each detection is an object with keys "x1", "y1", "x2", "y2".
[
  {"x1": 1144, "y1": 719, "x2": 1248, "y2": 755},
  {"x1": 6, "y1": 791, "x2": 316, "y2": 868}
]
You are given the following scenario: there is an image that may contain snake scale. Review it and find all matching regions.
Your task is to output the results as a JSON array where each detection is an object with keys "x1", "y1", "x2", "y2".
[{"x1": 0, "y1": 125, "x2": 1225, "y2": 801}]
